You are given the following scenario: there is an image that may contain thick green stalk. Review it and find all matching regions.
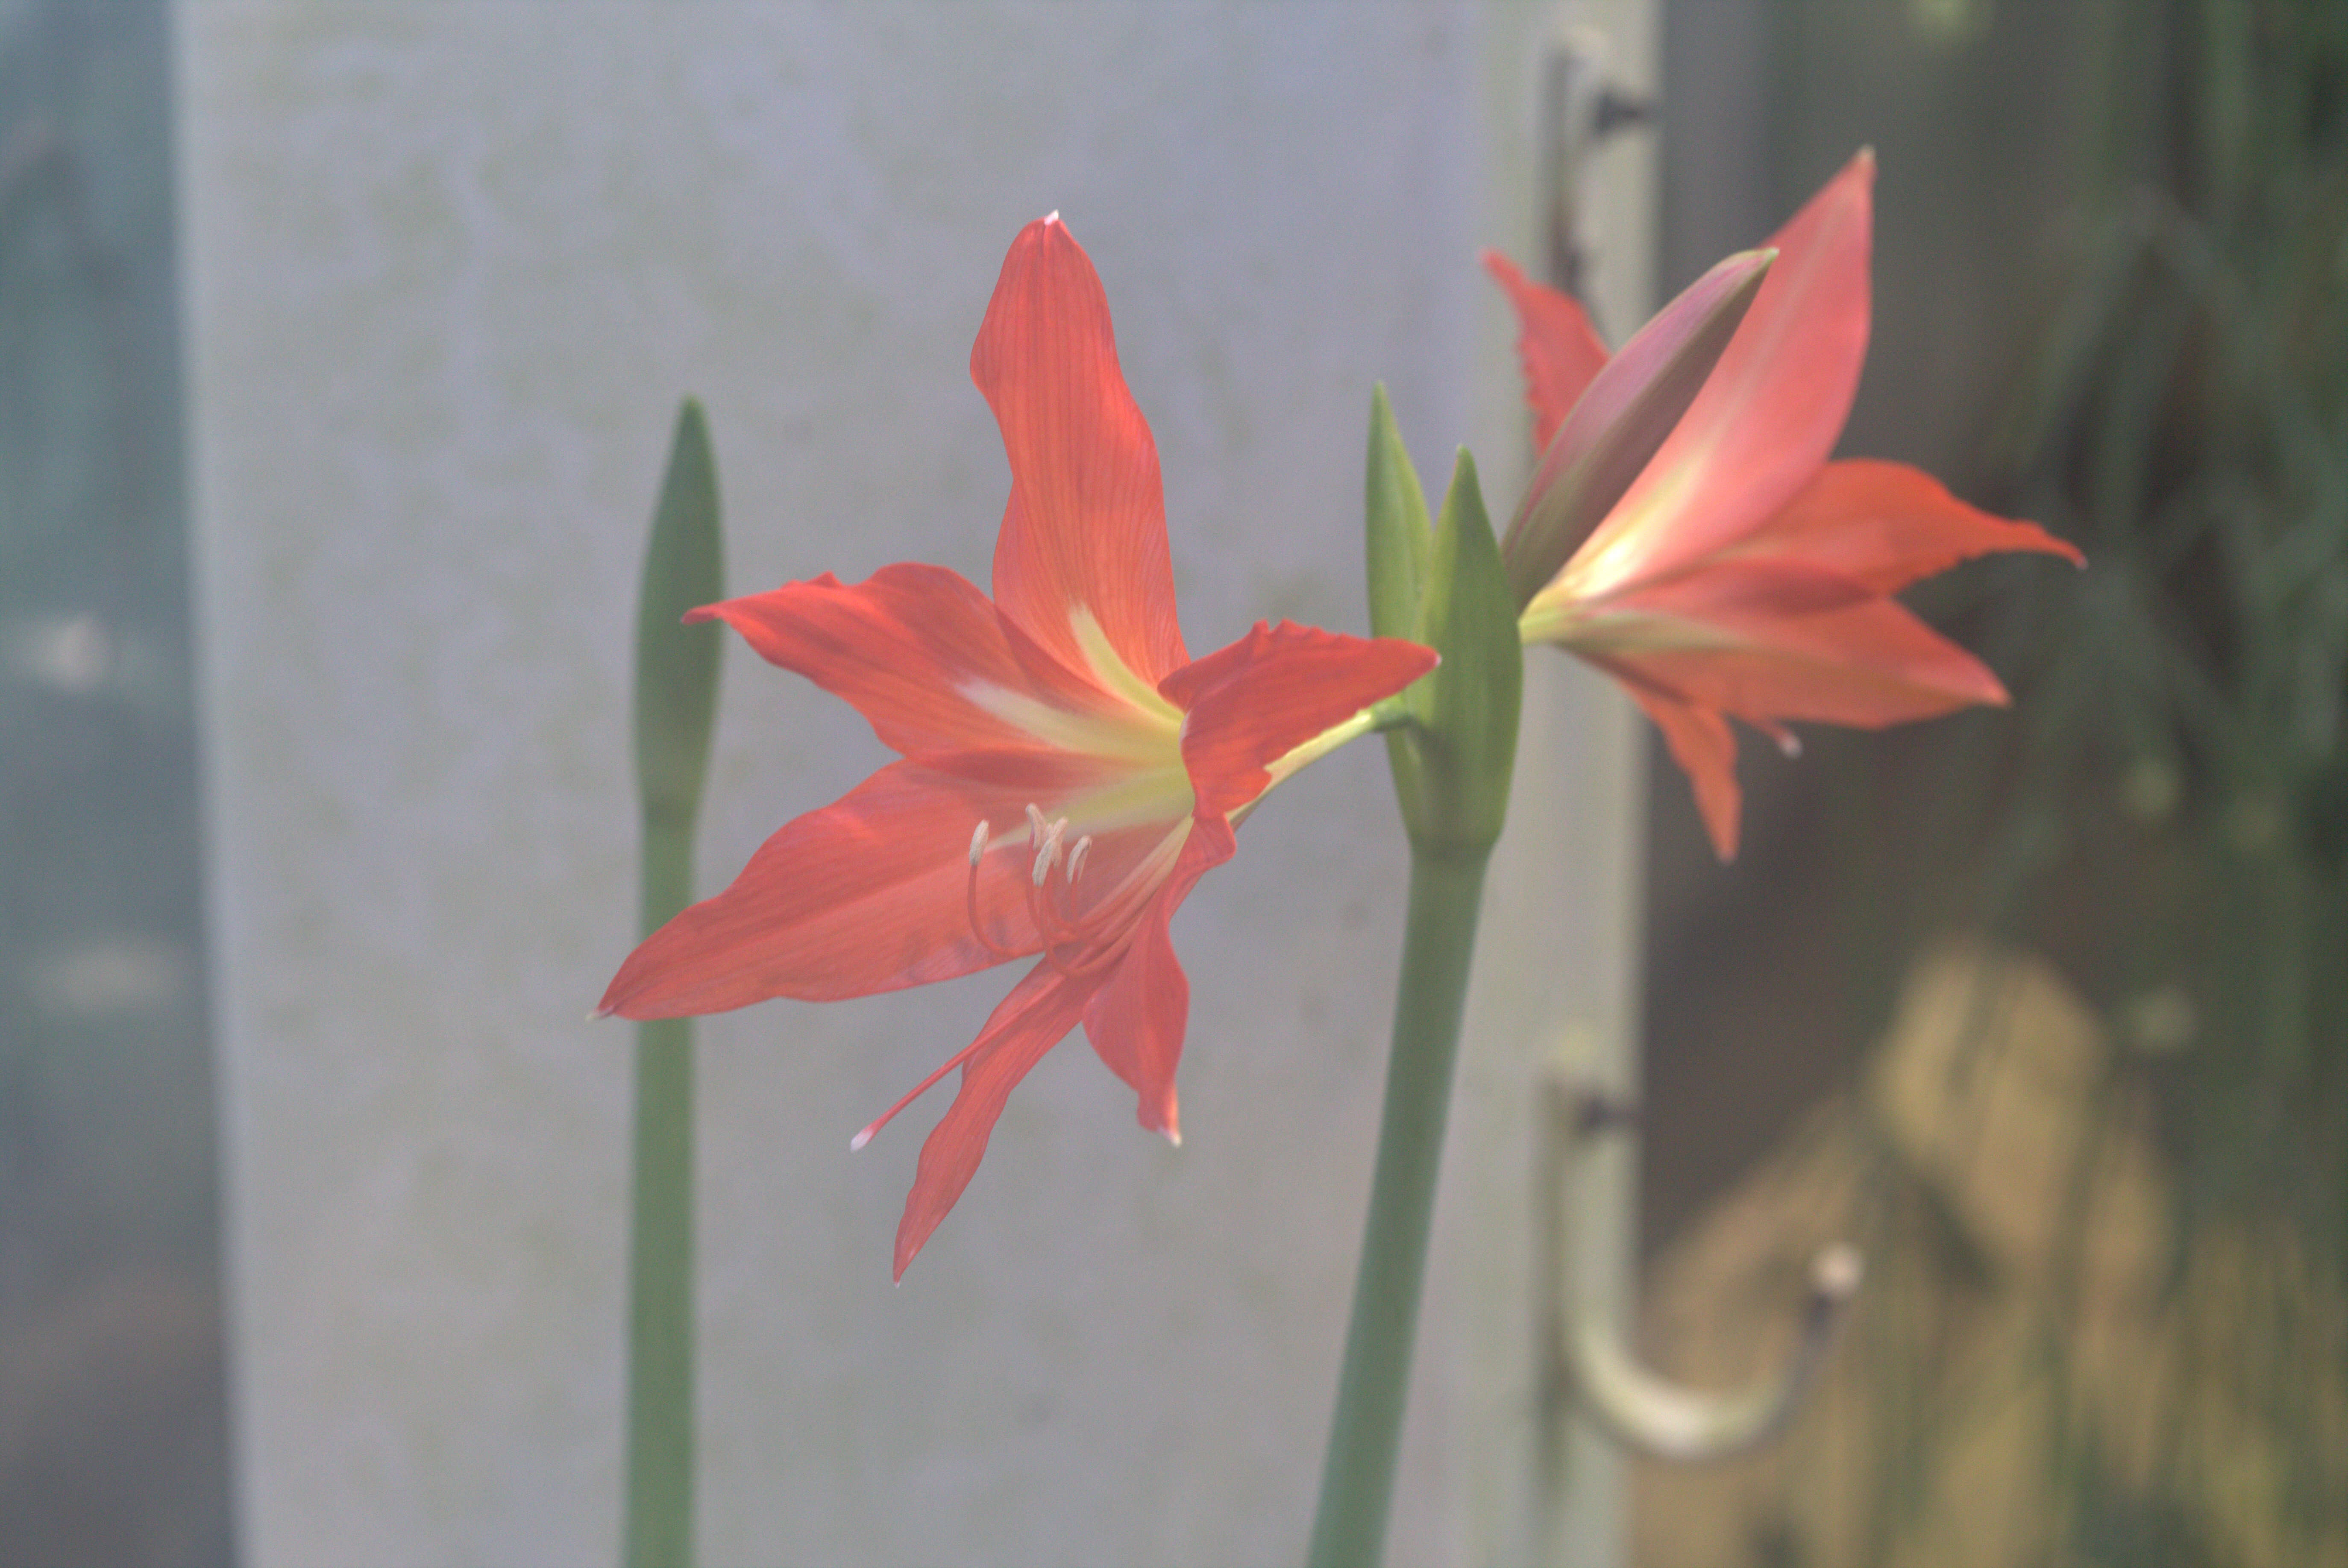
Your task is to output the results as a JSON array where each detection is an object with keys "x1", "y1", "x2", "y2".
[
  {"x1": 626, "y1": 819, "x2": 696, "y2": 1568},
  {"x1": 1327, "y1": 417, "x2": 1519, "y2": 1565},
  {"x1": 1306, "y1": 846, "x2": 1490, "y2": 1568}
]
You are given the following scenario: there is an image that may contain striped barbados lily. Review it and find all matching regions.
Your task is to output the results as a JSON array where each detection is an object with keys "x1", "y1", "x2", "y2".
[
  {"x1": 598, "y1": 216, "x2": 1435, "y2": 1279},
  {"x1": 1485, "y1": 150, "x2": 2082, "y2": 859}
]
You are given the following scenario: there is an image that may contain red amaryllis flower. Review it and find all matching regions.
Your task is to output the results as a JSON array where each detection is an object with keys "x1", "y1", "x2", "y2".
[
  {"x1": 1486, "y1": 150, "x2": 2081, "y2": 859},
  {"x1": 599, "y1": 216, "x2": 1435, "y2": 1278}
]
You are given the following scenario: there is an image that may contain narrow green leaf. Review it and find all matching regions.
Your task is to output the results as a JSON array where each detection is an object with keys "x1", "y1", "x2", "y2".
[
  {"x1": 634, "y1": 398, "x2": 725, "y2": 867},
  {"x1": 1500, "y1": 247, "x2": 1776, "y2": 607},
  {"x1": 624, "y1": 397, "x2": 722, "y2": 1568},
  {"x1": 1386, "y1": 449, "x2": 1523, "y2": 854},
  {"x1": 1365, "y1": 384, "x2": 1433, "y2": 644}
]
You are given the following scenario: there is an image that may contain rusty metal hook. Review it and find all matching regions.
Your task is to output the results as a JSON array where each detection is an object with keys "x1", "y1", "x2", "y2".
[{"x1": 1541, "y1": 1079, "x2": 1862, "y2": 1461}]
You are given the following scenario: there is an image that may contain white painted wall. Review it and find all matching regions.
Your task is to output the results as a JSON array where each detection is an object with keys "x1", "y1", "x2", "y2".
[{"x1": 176, "y1": 3, "x2": 1650, "y2": 1562}]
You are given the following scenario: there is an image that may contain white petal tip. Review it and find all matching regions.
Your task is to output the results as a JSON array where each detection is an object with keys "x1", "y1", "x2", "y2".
[
  {"x1": 849, "y1": 1127, "x2": 875, "y2": 1153},
  {"x1": 1163, "y1": 1128, "x2": 1183, "y2": 1148},
  {"x1": 1044, "y1": 210, "x2": 1062, "y2": 226}
]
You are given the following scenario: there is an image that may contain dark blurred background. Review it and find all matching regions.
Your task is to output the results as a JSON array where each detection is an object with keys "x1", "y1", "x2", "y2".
[
  {"x1": 1638, "y1": 0, "x2": 2345, "y2": 1563},
  {"x1": 0, "y1": 2, "x2": 233, "y2": 1563}
]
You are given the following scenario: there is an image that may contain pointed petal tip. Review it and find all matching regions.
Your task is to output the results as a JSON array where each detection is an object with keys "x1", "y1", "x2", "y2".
[
  {"x1": 849, "y1": 1125, "x2": 875, "y2": 1153},
  {"x1": 1044, "y1": 209, "x2": 1062, "y2": 226}
]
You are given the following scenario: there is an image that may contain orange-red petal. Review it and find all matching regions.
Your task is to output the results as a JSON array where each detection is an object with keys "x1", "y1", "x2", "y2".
[
  {"x1": 1589, "y1": 150, "x2": 1876, "y2": 583},
  {"x1": 1609, "y1": 674, "x2": 1744, "y2": 860},
  {"x1": 1162, "y1": 622, "x2": 1438, "y2": 818},
  {"x1": 695, "y1": 564, "x2": 1094, "y2": 760},
  {"x1": 893, "y1": 958, "x2": 1100, "y2": 1280},
  {"x1": 972, "y1": 215, "x2": 1188, "y2": 689},
  {"x1": 1583, "y1": 590, "x2": 2009, "y2": 732},
  {"x1": 1483, "y1": 249, "x2": 1609, "y2": 452},
  {"x1": 1080, "y1": 816, "x2": 1234, "y2": 1140},
  {"x1": 1728, "y1": 458, "x2": 2083, "y2": 592},
  {"x1": 596, "y1": 755, "x2": 1131, "y2": 1017}
]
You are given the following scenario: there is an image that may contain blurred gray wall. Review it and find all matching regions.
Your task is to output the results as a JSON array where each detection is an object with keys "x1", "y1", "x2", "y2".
[{"x1": 175, "y1": 4, "x2": 1656, "y2": 1564}]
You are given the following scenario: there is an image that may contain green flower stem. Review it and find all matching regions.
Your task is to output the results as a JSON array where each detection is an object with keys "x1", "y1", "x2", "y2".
[
  {"x1": 1307, "y1": 844, "x2": 1491, "y2": 1568},
  {"x1": 1333, "y1": 412, "x2": 1517, "y2": 1565},
  {"x1": 625, "y1": 811, "x2": 696, "y2": 1568}
]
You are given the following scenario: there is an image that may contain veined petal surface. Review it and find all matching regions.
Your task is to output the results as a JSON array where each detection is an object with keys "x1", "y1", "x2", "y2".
[
  {"x1": 1575, "y1": 591, "x2": 2009, "y2": 730},
  {"x1": 696, "y1": 564, "x2": 1095, "y2": 758},
  {"x1": 894, "y1": 960, "x2": 1099, "y2": 1280},
  {"x1": 1727, "y1": 459, "x2": 2084, "y2": 591},
  {"x1": 974, "y1": 216, "x2": 1188, "y2": 690},
  {"x1": 598, "y1": 755, "x2": 1122, "y2": 1016},
  {"x1": 1164, "y1": 622, "x2": 1438, "y2": 818},
  {"x1": 1081, "y1": 816, "x2": 1234, "y2": 1141}
]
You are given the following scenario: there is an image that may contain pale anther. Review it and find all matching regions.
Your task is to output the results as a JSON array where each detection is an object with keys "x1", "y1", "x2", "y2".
[
  {"x1": 1065, "y1": 835, "x2": 1093, "y2": 885},
  {"x1": 1030, "y1": 819, "x2": 1067, "y2": 887},
  {"x1": 968, "y1": 820, "x2": 990, "y2": 865},
  {"x1": 1024, "y1": 802, "x2": 1048, "y2": 842}
]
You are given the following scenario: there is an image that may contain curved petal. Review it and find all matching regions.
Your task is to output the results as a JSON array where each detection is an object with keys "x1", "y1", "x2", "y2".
[
  {"x1": 1579, "y1": 150, "x2": 1876, "y2": 588},
  {"x1": 695, "y1": 564, "x2": 1078, "y2": 758},
  {"x1": 1591, "y1": 557, "x2": 1876, "y2": 620},
  {"x1": 1080, "y1": 815, "x2": 1235, "y2": 1141},
  {"x1": 1503, "y1": 250, "x2": 1775, "y2": 605},
  {"x1": 1574, "y1": 592, "x2": 2010, "y2": 731},
  {"x1": 893, "y1": 957, "x2": 1100, "y2": 1279},
  {"x1": 598, "y1": 754, "x2": 1130, "y2": 1017},
  {"x1": 1728, "y1": 459, "x2": 2084, "y2": 592},
  {"x1": 973, "y1": 215, "x2": 1188, "y2": 688},
  {"x1": 1608, "y1": 673, "x2": 1743, "y2": 860},
  {"x1": 1483, "y1": 249, "x2": 1610, "y2": 452},
  {"x1": 1162, "y1": 622, "x2": 1438, "y2": 818}
]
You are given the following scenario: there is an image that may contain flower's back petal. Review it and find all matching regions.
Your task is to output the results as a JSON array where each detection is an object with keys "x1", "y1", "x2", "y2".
[
  {"x1": 1586, "y1": 151, "x2": 1875, "y2": 586},
  {"x1": 1163, "y1": 622, "x2": 1438, "y2": 818},
  {"x1": 1619, "y1": 558, "x2": 1877, "y2": 619},
  {"x1": 1588, "y1": 593, "x2": 2010, "y2": 731},
  {"x1": 1080, "y1": 816, "x2": 1234, "y2": 1140},
  {"x1": 1503, "y1": 250, "x2": 1774, "y2": 606},
  {"x1": 1733, "y1": 459, "x2": 2083, "y2": 592},
  {"x1": 1483, "y1": 250, "x2": 1610, "y2": 452},
  {"x1": 696, "y1": 564, "x2": 1080, "y2": 757},
  {"x1": 894, "y1": 959, "x2": 1098, "y2": 1279},
  {"x1": 1611, "y1": 675, "x2": 1743, "y2": 860},
  {"x1": 597, "y1": 757, "x2": 1103, "y2": 1016},
  {"x1": 974, "y1": 216, "x2": 1188, "y2": 688}
]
